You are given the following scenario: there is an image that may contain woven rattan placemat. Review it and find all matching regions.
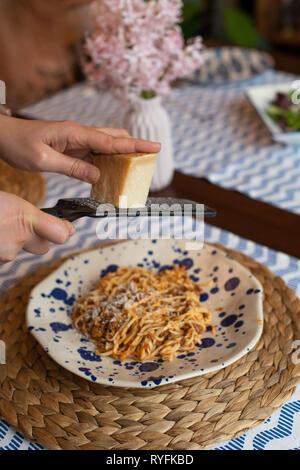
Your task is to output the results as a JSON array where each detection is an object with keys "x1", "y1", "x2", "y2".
[
  {"x1": 0, "y1": 159, "x2": 46, "y2": 207},
  {"x1": 0, "y1": 243, "x2": 300, "y2": 450}
]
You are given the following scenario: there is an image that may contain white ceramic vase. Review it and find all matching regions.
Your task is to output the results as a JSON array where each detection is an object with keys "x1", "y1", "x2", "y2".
[{"x1": 123, "y1": 96, "x2": 174, "y2": 191}]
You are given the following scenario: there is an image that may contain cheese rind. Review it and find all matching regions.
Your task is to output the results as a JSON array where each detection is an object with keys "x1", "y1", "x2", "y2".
[{"x1": 91, "y1": 153, "x2": 157, "y2": 208}]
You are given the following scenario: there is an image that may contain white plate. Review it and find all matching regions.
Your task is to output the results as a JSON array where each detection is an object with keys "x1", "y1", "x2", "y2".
[
  {"x1": 245, "y1": 82, "x2": 300, "y2": 145},
  {"x1": 27, "y1": 240, "x2": 263, "y2": 388}
]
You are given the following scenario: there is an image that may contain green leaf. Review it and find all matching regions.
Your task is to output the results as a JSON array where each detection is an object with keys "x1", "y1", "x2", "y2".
[
  {"x1": 267, "y1": 105, "x2": 285, "y2": 119},
  {"x1": 140, "y1": 90, "x2": 156, "y2": 100},
  {"x1": 267, "y1": 105, "x2": 300, "y2": 131},
  {"x1": 284, "y1": 110, "x2": 300, "y2": 131},
  {"x1": 223, "y1": 7, "x2": 262, "y2": 48}
]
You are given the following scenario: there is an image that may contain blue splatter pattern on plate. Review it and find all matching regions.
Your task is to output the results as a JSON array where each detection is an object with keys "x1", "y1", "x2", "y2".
[{"x1": 26, "y1": 240, "x2": 263, "y2": 388}]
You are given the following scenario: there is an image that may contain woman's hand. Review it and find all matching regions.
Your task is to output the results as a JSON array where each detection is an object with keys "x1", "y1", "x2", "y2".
[
  {"x1": 0, "y1": 116, "x2": 161, "y2": 184},
  {"x1": 0, "y1": 191, "x2": 75, "y2": 264}
]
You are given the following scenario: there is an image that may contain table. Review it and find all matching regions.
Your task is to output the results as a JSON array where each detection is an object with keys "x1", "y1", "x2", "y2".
[
  {"x1": 1, "y1": 69, "x2": 300, "y2": 450},
  {"x1": 0, "y1": 173, "x2": 300, "y2": 450}
]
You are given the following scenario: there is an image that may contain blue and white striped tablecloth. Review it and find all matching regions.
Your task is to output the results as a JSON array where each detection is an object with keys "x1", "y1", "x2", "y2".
[
  {"x1": 21, "y1": 69, "x2": 300, "y2": 214},
  {"x1": 0, "y1": 172, "x2": 300, "y2": 450}
]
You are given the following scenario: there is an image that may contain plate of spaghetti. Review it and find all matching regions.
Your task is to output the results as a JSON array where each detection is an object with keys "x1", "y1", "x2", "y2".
[{"x1": 27, "y1": 239, "x2": 263, "y2": 388}]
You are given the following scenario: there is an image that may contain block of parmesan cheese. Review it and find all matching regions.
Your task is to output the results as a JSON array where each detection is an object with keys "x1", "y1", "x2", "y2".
[{"x1": 91, "y1": 153, "x2": 157, "y2": 208}]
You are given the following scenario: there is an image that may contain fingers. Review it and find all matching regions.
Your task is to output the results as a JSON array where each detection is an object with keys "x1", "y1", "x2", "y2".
[
  {"x1": 0, "y1": 117, "x2": 159, "y2": 180},
  {"x1": 23, "y1": 233, "x2": 51, "y2": 255},
  {"x1": 25, "y1": 208, "x2": 75, "y2": 256},
  {"x1": 77, "y1": 127, "x2": 161, "y2": 155},
  {"x1": 127, "y1": 138, "x2": 162, "y2": 154},
  {"x1": 0, "y1": 191, "x2": 76, "y2": 264},
  {"x1": 63, "y1": 127, "x2": 131, "y2": 161},
  {"x1": 33, "y1": 209, "x2": 75, "y2": 245},
  {"x1": 63, "y1": 148, "x2": 94, "y2": 164},
  {"x1": 39, "y1": 121, "x2": 160, "y2": 182},
  {"x1": 93, "y1": 127, "x2": 131, "y2": 138},
  {"x1": 40, "y1": 145, "x2": 100, "y2": 183}
]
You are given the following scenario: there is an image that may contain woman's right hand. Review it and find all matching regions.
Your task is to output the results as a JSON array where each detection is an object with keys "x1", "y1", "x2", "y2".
[
  {"x1": 0, "y1": 191, "x2": 75, "y2": 264},
  {"x1": 0, "y1": 116, "x2": 161, "y2": 183}
]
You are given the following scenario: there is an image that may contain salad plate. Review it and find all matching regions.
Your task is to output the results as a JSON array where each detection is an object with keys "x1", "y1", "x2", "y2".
[{"x1": 245, "y1": 82, "x2": 300, "y2": 145}]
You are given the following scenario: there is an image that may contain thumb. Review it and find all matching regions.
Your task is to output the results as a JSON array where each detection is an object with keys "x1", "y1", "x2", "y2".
[
  {"x1": 41, "y1": 145, "x2": 100, "y2": 183},
  {"x1": 32, "y1": 208, "x2": 75, "y2": 245}
]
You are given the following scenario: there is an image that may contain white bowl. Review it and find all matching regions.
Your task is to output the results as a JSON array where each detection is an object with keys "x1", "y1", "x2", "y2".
[{"x1": 27, "y1": 240, "x2": 263, "y2": 388}]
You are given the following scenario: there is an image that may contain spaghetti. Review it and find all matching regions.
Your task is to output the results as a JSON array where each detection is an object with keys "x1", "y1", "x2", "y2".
[{"x1": 72, "y1": 266, "x2": 214, "y2": 362}]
